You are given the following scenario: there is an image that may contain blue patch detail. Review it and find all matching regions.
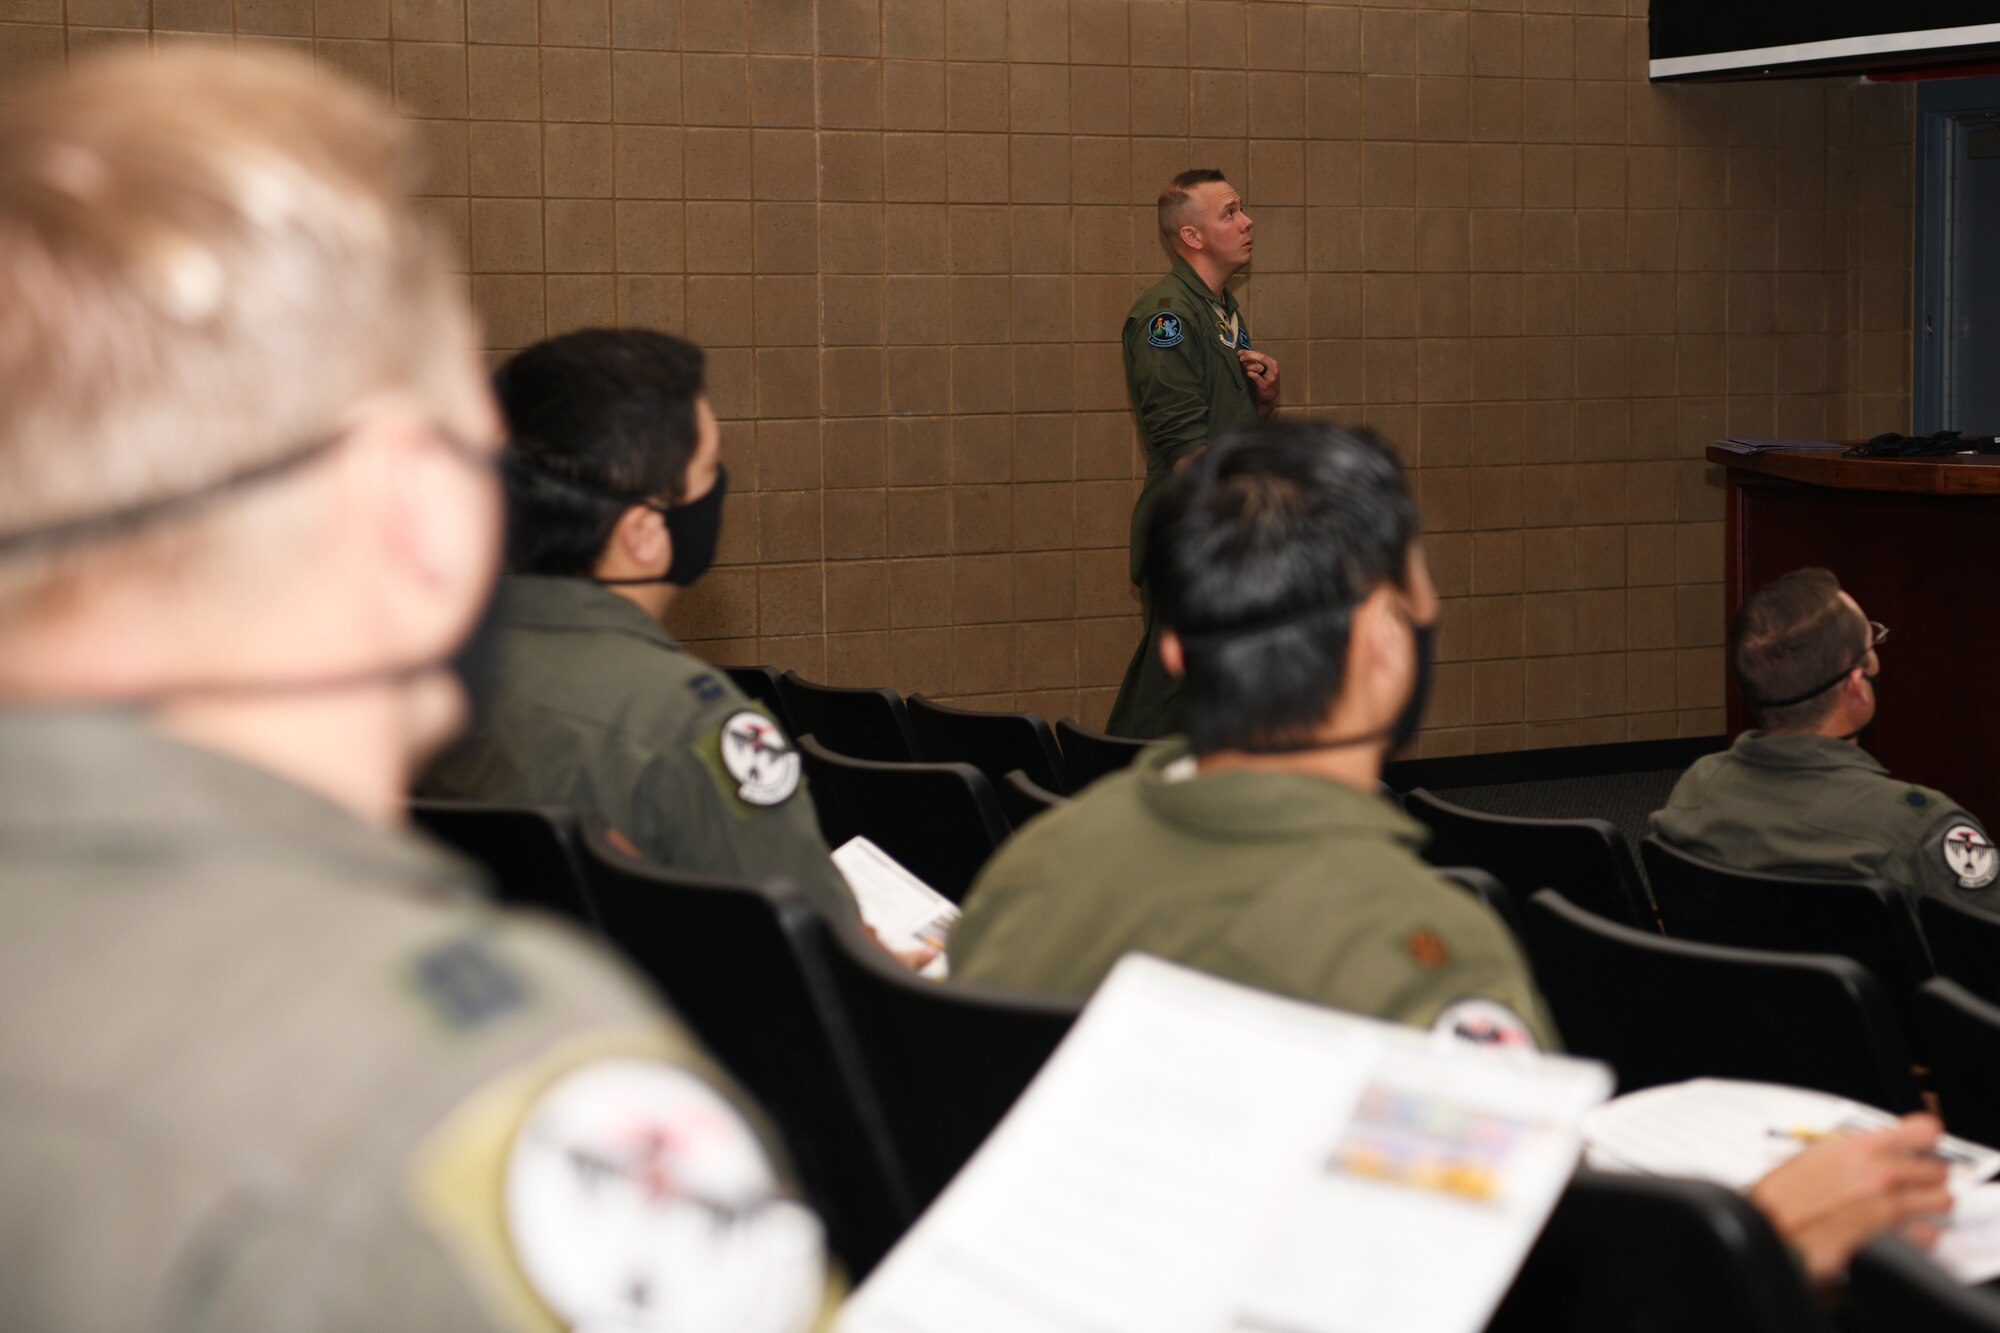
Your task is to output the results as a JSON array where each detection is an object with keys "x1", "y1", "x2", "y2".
[
  {"x1": 412, "y1": 935, "x2": 529, "y2": 1032},
  {"x1": 688, "y1": 671, "x2": 726, "y2": 704},
  {"x1": 1146, "y1": 311, "x2": 1184, "y2": 348},
  {"x1": 1908, "y1": 790, "x2": 1929, "y2": 808},
  {"x1": 1237, "y1": 329, "x2": 1254, "y2": 351}
]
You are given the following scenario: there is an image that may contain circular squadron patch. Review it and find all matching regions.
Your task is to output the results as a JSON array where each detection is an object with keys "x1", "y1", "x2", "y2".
[
  {"x1": 1943, "y1": 824, "x2": 1999, "y2": 890},
  {"x1": 506, "y1": 1060, "x2": 825, "y2": 1333},
  {"x1": 1145, "y1": 310, "x2": 1184, "y2": 347},
  {"x1": 1430, "y1": 998, "x2": 1538, "y2": 1051},
  {"x1": 719, "y1": 711, "x2": 801, "y2": 807}
]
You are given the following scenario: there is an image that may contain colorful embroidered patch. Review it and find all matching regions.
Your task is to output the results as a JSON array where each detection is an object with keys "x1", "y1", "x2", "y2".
[
  {"x1": 1145, "y1": 310, "x2": 1184, "y2": 348},
  {"x1": 1405, "y1": 927, "x2": 1450, "y2": 969},
  {"x1": 1943, "y1": 824, "x2": 1999, "y2": 890},
  {"x1": 718, "y1": 711, "x2": 801, "y2": 807},
  {"x1": 1430, "y1": 998, "x2": 1537, "y2": 1051}
]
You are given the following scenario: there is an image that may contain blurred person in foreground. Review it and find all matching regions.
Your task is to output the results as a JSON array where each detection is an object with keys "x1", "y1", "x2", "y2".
[
  {"x1": 949, "y1": 421, "x2": 1952, "y2": 1283},
  {"x1": 0, "y1": 49, "x2": 827, "y2": 1331},
  {"x1": 419, "y1": 329, "x2": 857, "y2": 924}
]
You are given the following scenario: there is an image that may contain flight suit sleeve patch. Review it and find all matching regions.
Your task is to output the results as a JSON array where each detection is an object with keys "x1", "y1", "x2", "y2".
[
  {"x1": 1430, "y1": 998, "x2": 1540, "y2": 1052},
  {"x1": 1405, "y1": 927, "x2": 1450, "y2": 969},
  {"x1": 705, "y1": 710, "x2": 803, "y2": 811},
  {"x1": 1941, "y1": 823, "x2": 1999, "y2": 890},
  {"x1": 506, "y1": 1060, "x2": 826, "y2": 1333},
  {"x1": 1144, "y1": 310, "x2": 1185, "y2": 347}
]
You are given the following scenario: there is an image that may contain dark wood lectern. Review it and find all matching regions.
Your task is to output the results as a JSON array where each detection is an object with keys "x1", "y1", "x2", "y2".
[{"x1": 1709, "y1": 443, "x2": 2000, "y2": 824}]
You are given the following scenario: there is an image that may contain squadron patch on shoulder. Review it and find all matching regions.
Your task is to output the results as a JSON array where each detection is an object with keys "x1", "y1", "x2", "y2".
[
  {"x1": 718, "y1": 711, "x2": 801, "y2": 808},
  {"x1": 506, "y1": 1060, "x2": 826, "y2": 1333},
  {"x1": 1145, "y1": 310, "x2": 1184, "y2": 348},
  {"x1": 1943, "y1": 824, "x2": 1999, "y2": 891},
  {"x1": 1431, "y1": 998, "x2": 1538, "y2": 1051},
  {"x1": 1405, "y1": 927, "x2": 1450, "y2": 969}
]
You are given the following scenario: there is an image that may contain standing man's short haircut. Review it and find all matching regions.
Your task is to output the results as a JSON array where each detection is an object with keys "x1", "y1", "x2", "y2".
[
  {"x1": 0, "y1": 48, "x2": 467, "y2": 617},
  {"x1": 1148, "y1": 422, "x2": 1420, "y2": 755},
  {"x1": 1157, "y1": 168, "x2": 1230, "y2": 244},
  {"x1": 1733, "y1": 567, "x2": 1869, "y2": 731},
  {"x1": 495, "y1": 327, "x2": 707, "y2": 577}
]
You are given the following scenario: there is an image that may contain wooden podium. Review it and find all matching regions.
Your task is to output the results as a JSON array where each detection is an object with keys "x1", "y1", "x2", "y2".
[{"x1": 1709, "y1": 442, "x2": 2000, "y2": 823}]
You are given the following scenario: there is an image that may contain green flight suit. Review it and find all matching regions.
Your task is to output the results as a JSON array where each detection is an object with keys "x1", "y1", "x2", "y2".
[
  {"x1": 421, "y1": 576, "x2": 856, "y2": 923},
  {"x1": 1104, "y1": 257, "x2": 1265, "y2": 740},
  {"x1": 0, "y1": 708, "x2": 828, "y2": 1332},
  {"x1": 1650, "y1": 730, "x2": 2000, "y2": 913},
  {"x1": 948, "y1": 740, "x2": 1559, "y2": 1048}
]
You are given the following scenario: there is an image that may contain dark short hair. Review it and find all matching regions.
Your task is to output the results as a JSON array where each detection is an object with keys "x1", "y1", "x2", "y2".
[
  {"x1": 1158, "y1": 168, "x2": 1229, "y2": 244},
  {"x1": 493, "y1": 328, "x2": 706, "y2": 577},
  {"x1": 1148, "y1": 422, "x2": 1420, "y2": 755},
  {"x1": 1732, "y1": 567, "x2": 1868, "y2": 731}
]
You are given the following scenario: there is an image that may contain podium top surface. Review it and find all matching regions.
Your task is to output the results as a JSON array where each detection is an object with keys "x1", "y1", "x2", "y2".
[{"x1": 1706, "y1": 441, "x2": 2000, "y2": 497}]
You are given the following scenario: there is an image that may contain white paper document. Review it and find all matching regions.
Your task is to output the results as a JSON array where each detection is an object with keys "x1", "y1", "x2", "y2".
[
  {"x1": 838, "y1": 954, "x2": 1614, "y2": 1333},
  {"x1": 1583, "y1": 1079, "x2": 2000, "y2": 1195},
  {"x1": 832, "y1": 836, "x2": 958, "y2": 978}
]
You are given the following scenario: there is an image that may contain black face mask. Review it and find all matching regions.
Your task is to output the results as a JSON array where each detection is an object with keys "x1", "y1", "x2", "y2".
[
  {"x1": 1387, "y1": 620, "x2": 1436, "y2": 757},
  {"x1": 596, "y1": 465, "x2": 730, "y2": 589}
]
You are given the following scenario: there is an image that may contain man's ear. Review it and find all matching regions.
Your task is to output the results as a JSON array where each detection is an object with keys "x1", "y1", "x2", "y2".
[
  {"x1": 1159, "y1": 628, "x2": 1186, "y2": 681},
  {"x1": 1346, "y1": 584, "x2": 1406, "y2": 710},
  {"x1": 1179, "y1": 223, "x2": 1203, "y2": 253},
  {"x1": 597, "y1": 503, "x2": 670, "y2": 580}
]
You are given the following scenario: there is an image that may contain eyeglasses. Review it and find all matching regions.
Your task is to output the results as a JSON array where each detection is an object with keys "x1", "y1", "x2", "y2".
[{"x1": 1866, "y1": 620, "x2": 1890, "y2": 648}]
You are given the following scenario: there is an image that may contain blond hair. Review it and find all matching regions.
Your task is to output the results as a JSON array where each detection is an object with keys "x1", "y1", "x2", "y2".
[{"x1": 0, "y1": 47, "x2": 472, "y2": 613}]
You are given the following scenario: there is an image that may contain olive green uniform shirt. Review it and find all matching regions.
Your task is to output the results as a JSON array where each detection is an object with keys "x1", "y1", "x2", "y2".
[
  {"x1": 0, "y1": 708, "x2": 818, "y2": 1333},
  {"x1": 1650, "y1": 731, "x2": 2000, "y2": 912},
  {"x1": 420, "y1": 576, "x2": 855, "y2": 922},
  {"x1": 1105, "y1": 259, "x2": 1264, "y2": 741},
  {"x1": 948, "y1": 741, "x2": 1558, "y2": 1048}
]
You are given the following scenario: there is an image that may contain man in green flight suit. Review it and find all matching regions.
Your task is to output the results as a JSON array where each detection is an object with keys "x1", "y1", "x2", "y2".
[
  {"x1": 1651, "y1": 567, "x2": 1999, "y2": 914},
  {"x1": 954, "y1": 422, "x2": 1554, "y2": 1049},
  {"x1": 1105, "y1": 168, "x2": 1281, "y2": 739},
  {"x1": 419, "y1": 328, "x2": 859, "y2": 925}
]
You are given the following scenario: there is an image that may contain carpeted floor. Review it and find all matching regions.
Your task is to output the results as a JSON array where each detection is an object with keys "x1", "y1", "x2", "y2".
[{"x1": 1430, "y1": 769, "x2": 1686, "y2": 856}]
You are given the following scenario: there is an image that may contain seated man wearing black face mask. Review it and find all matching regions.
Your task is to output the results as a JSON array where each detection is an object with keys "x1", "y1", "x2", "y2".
[
  {"x1": 948, "y1": 422, "x2": 1557, "y2": 1048},
  {"x1": 1651, "y1": 567, "x2": 2000, "y2": 913},
  {"x1": 420, "y1": 328, "x2": 857, "y2": 922}
]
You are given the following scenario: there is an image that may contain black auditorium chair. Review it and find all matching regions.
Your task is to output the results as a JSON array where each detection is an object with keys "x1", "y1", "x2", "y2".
[
  {"x1": 779, "y1": 670, "x2": 921, "y2": 763},
  {"x1": 817, "y1": 911, "x2": 1080, "y2": 1210},
  {"x1": 797, "y1": 736, "x2": 1010, "y2": 903},
  {"x1": 1914, "y1": 978, "x2": 2000, "y2": 1149},
  {"x1": 1491, "y1": 1172, "x2": 1818, "y2": 1333},
  {"x1": 1523, "y1": 890, "x2": 1920, "y2": 1111},
  {"x1": 410, "y1": 798, "x2": 598, "y2": 931},
  {"x1": 996, "y1": 768, "x2": 1067, "y2": 830},
  {"x1": 1850, "y1": 1235, "x2": 2000, "y2": 1333},
  {"x1": 1405, "y1": 788, "x2": 1653, "y2": 929},
  {"x1": 1434, "y1": 865, "x2": 1523, "y2": 941},
  {"x1": 1641, "y1": 836, "x2": 1933, "y2": 1018},
  {"x1": 906, "y1": 694, "x2": 1068, "y2": 795},
  {"x1": 1920, "y1": 894, "x2": 2000, "y2": 1010},
  {"x1": 574, "y1": 823, "x2": 911, "y2": 1275},
  {"x1": 722, "y1": 663, "x2": 796, "y2": 735},
  {"x1": 1054, "y1": 716, "x2": 1148, "y2": 792}
]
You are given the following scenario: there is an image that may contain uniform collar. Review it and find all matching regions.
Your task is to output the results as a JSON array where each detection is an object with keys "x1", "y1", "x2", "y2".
[
  {"x1": 1135, "y1": 737, "x2": 1427, "y2": 845},
  {"x1": 0, "y1": 706, "x2": 474, "y2": 892},
  {"x1": 1170, "y1": 255, "x2": 1238, "y2": 314},
  {"x1": 1727, "y1": 729, "x2": 1887, "y2": 775},
  {"x1": 492, "y1": 574, "x2": 681, "y2": 651}
]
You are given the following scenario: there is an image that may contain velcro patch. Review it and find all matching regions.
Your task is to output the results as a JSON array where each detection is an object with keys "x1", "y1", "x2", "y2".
[
  {"x1": 719, "y1": 710, "x2": 801, "y2": 807},
  {"x1": 687, "y1": 671, "x2": 727, "y2": 704},
  {"x1": 1145, "y1": 310, "x2": 1184, "y2": 348},
  {"x1": 1430, "y1": 998, "x2": 1538, "y2": 1051},
  {"x1": 1943, "y1": 823, "x2": 1999, "y2": 890},
  {"x1": 410, "y1": 935, "x2": 531, "y2": 1033},
  {"x1": 1405, "y1": 927, "x2": 1450, "y2": 969},
  {"x1": 506, "y1": 1060, "x2": 825, "y2": 1332}
]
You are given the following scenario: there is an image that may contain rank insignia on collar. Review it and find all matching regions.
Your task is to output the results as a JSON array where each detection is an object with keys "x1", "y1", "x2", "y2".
[{"x1": 1146, "y1": 310, "x2": 1184, "y2": 348}]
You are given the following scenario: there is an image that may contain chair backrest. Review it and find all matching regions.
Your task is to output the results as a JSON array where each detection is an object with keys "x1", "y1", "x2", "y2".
[
  {"x1": 779, "y1": 670, "x2": 921, "y2": 763},
  {"x1": 1491, "y1": 1171, "x2": 1818, "y2": 1333},
  {"x1": 1850, "y1": 1235, "x2": 2000, "y2": 1333},
  {"x1": 409, "y1": 798, "x2": 598, "y2": 931},
  {"x1": 1919, "y1": 893, "x2": 2000, "y2": 1010},
  {"x1": 1054, "y1": 716, "x2": 1148, "y2": 792},
  {"x1": 723, "y1": 663, "x2": 797, "y2": 735},
  {"x1": 573, "y1": 823, "x2": 912, "y2": 1274},
  {"x1": 816, "y1": 912, "x2": 1080, "y2": 1210},
  {"x1": 1641, "y1": 836, "x2": 1933, "y2": 1015},
  {"x1": 797, "y1": 736, "x2": 1010, "y2": 903},
  {"x1": 906, "y1": 694, "x2": 1067, "y2": 794},
  {"x1": 1914, "y1": 978, "x2": 2000, "y2": 1148},
  {"x1": 996, "y1": 768, "x2": 1068, "y2": 830},
  {"x1": 1522, "y1": 890, "x2": 1920, "y2": 1110},
  {"x1": 1433, "y1": 864, "x2": 1524, "y2": 942},
  {"x1": 1405, "y1": 788, "x2": 1653, "y2": 929}
]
